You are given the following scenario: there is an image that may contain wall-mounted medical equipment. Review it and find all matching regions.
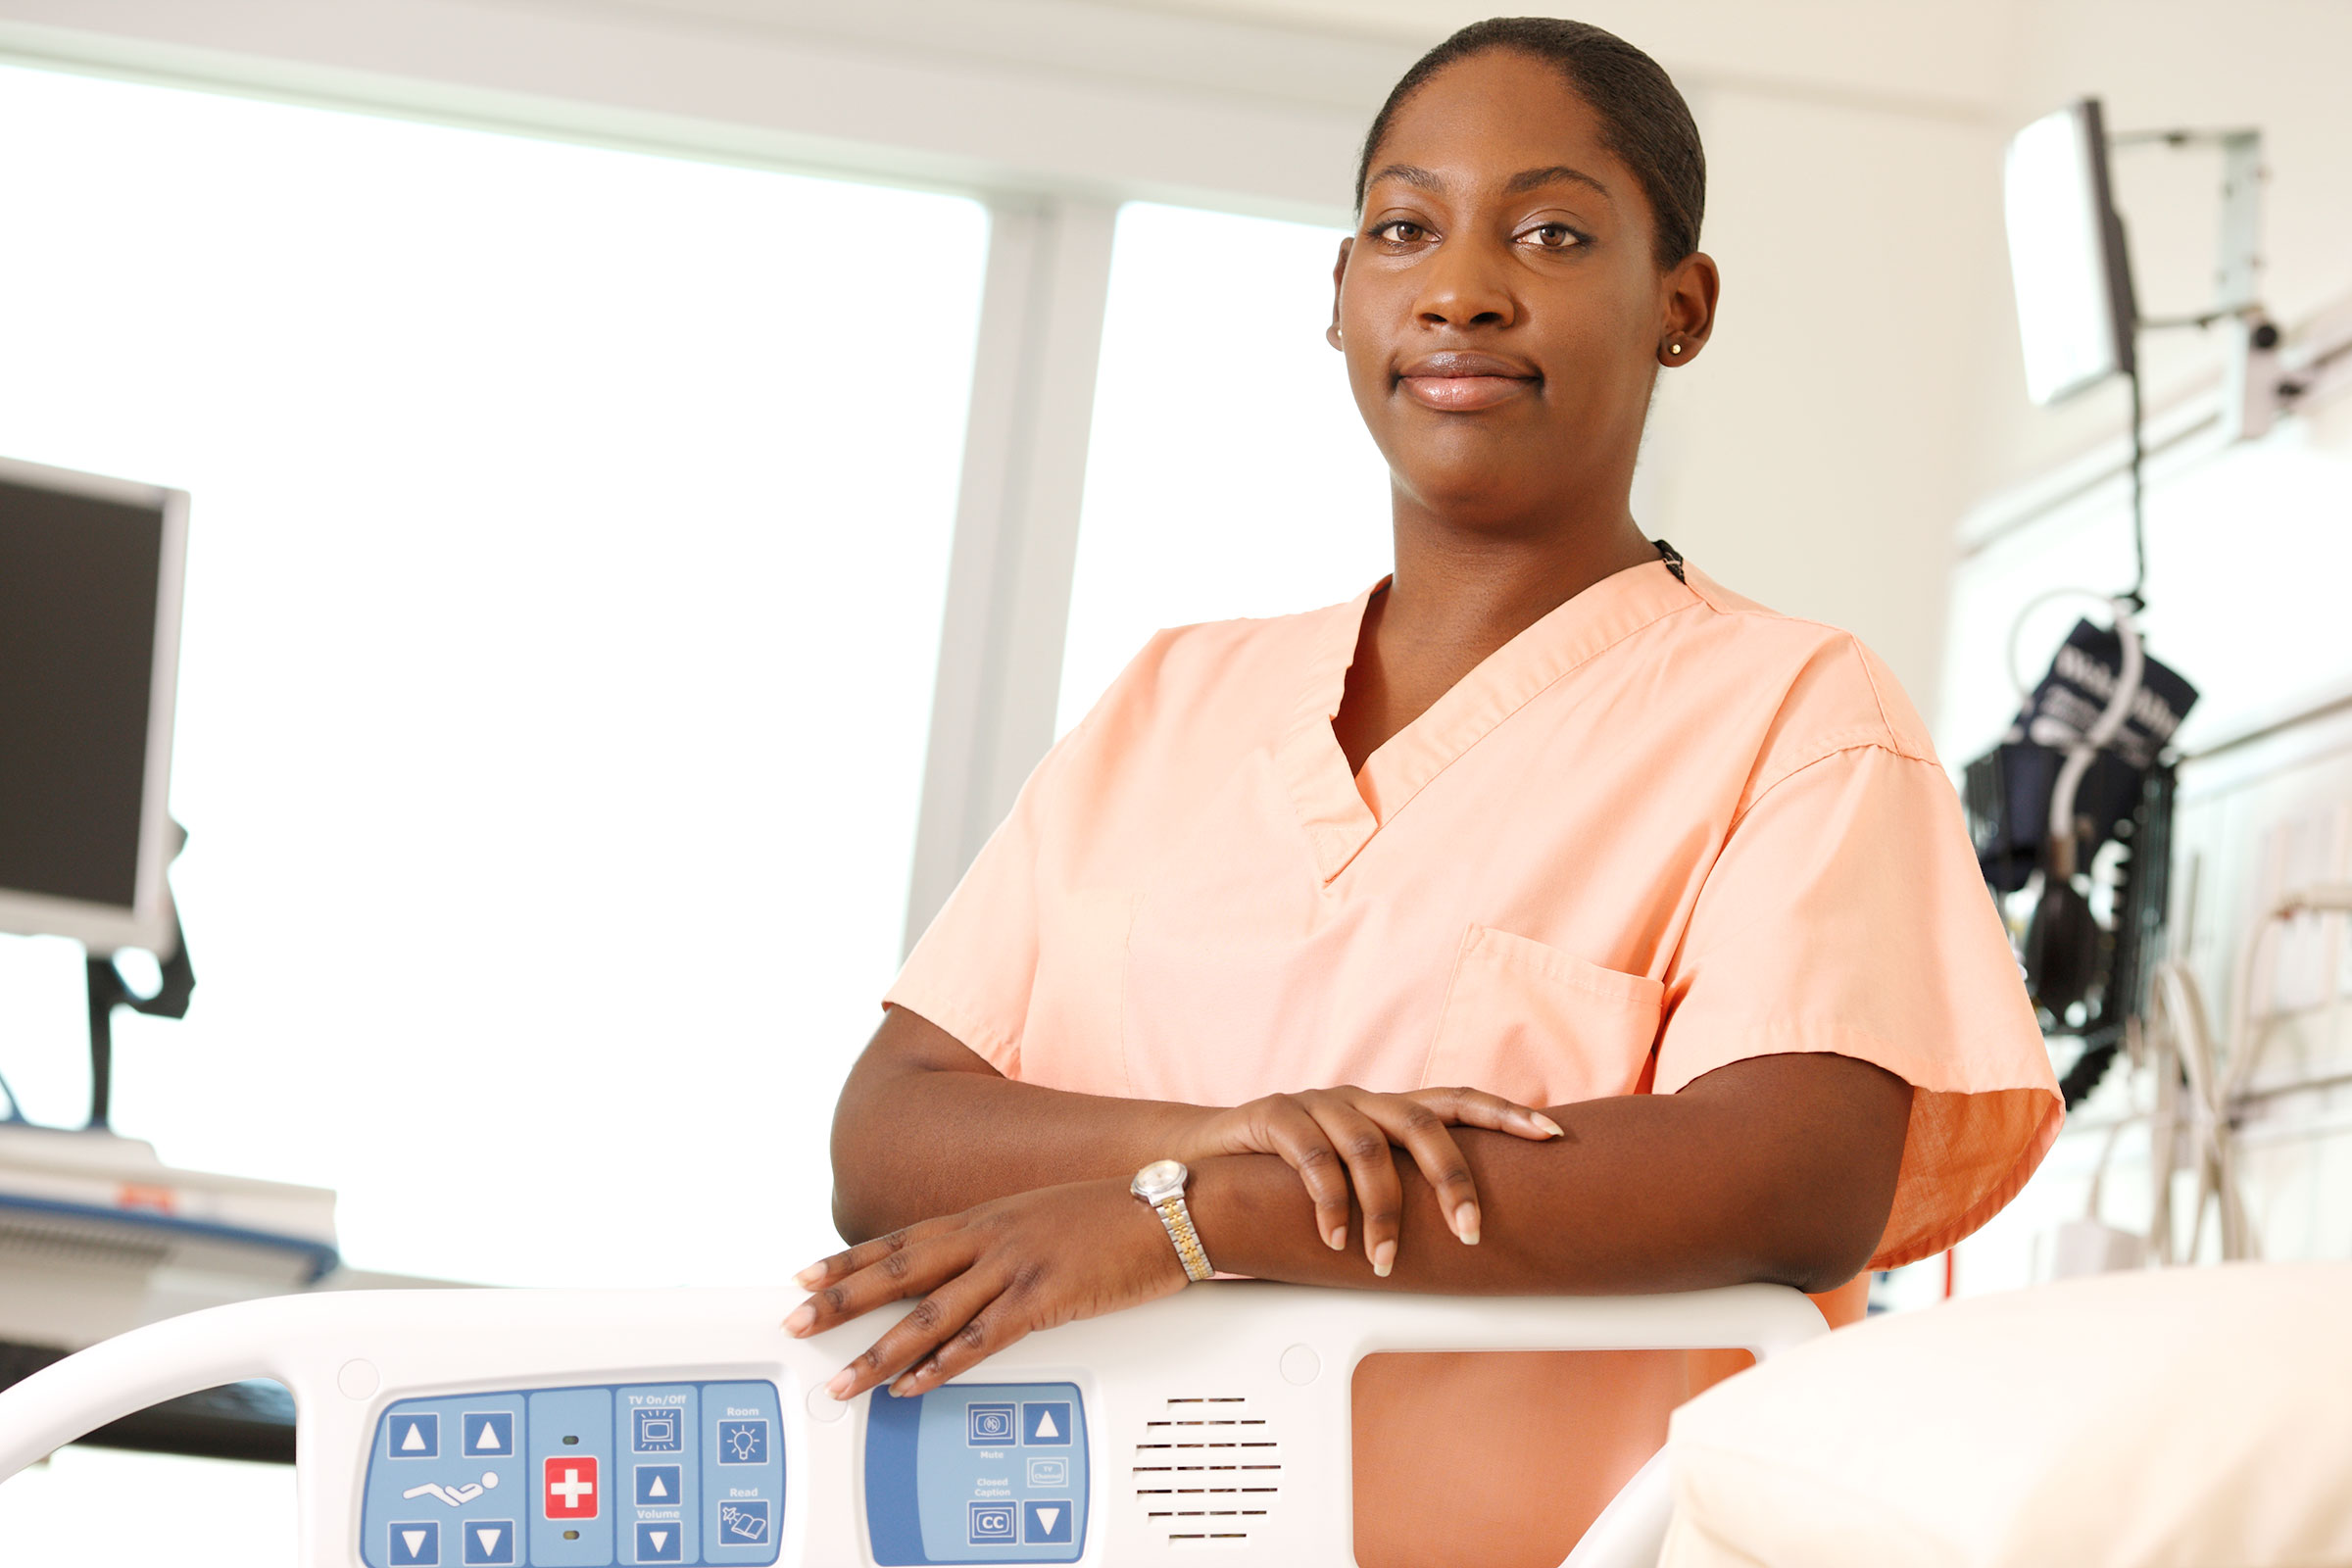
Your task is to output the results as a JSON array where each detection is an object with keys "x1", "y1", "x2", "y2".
[
  {"x1": 0, "y1": 1280, "x2": 1824, "y2": 1567},
  {"x1": 1963, "y1": 598, "x2": 2198, "y2": 1105}
]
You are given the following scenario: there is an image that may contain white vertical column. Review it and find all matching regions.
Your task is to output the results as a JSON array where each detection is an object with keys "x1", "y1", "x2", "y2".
[{"x1": 903, "y1": 194, "x2": 1118, "y2": 953}]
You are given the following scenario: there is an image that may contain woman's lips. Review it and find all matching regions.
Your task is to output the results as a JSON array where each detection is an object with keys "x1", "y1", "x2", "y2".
[{"x1": 1395, "y1": 351, "x2": 1540, "y2": 412}]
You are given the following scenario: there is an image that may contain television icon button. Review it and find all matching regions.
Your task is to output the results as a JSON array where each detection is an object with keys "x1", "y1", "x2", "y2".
[
  {"x1": 461, "y1": 1520, "x2": 516, "y2": 1566},
  {"x1": 716, "y1": 1419, "x2": 768, "y2": 1466},
  {"x1": 389, "y1": 1413, "x2": 439, "y2": 1459},
  {"x1": 968, "y1": 1502, "x2": 1015, "y2": 1544},
  {"x1": 389, "y1": 1521, "x2": 440, "y2": 1566},
  {"x1": 717, "y1": 1499, "x2": 770, "y2": 1544},
  {"x1": 1022, "y1": 1401, "x2": 1072, "y2": 1446},
  {"x1": 1027, "y1": 1456, "x2": 1069, "y2": 1489},
  {"x1": 966, "y1": 1402, "x2": 1014, "y2": 1446},
  {"x1": 634, "y1": 1406, "x2": 683, "y2": 1452},
  {"x1": 461, "y1": 1412, "x2": 514, "y2": 1458},
  {"x1": 1023, "y1": 1499, "x2": 1074, "y2": 1545}
]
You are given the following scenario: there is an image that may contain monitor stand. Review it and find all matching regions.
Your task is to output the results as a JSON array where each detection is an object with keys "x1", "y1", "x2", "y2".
[{"x1": 83, "y1": 914, "x2": 194, "y2": 1130}]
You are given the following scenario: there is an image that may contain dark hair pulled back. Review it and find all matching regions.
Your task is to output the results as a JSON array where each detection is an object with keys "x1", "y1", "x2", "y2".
[{"x1": 1353, "y1": 18, "x2": 1706, "y2": 269}]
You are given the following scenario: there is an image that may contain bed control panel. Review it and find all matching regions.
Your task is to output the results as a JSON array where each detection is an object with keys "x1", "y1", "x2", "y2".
[
  {"x1": 863, "y1": 1381, "x2": 1090, "y2": 1565},
  {"x1": 359, "y1": 1381, "x2": 784, "y2": 1566}
]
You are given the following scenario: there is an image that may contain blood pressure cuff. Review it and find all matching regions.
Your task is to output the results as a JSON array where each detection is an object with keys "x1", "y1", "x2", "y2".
[{"x1": 1964, "y1": 619, "x2": 2198, "y2": 894}]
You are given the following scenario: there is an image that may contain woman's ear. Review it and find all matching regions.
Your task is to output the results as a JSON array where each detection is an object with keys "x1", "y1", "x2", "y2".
[
  {"x1": 1657, "y1": 249, "x2": 1720, "y2": 367},
  {"x1": 1328, "y1": 235, "x2": 1353, "y2": 351}
]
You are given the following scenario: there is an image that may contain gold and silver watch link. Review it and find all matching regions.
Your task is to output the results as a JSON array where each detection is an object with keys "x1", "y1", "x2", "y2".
[{"x1": 1130, "y1": 1158, "x2": 1214, "y2": 1283}]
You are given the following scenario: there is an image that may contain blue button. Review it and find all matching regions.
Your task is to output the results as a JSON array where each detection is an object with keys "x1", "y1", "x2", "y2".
[
  {"x1": 965, "y1": 1402, "x2": 1014, "y2": 1446},
  {"x1": 1022, "y1": 1401, "x2": 1073, "y2": 1446},
  {"x1": 635, "y1": 1463, "x2": 682, "y2": 1506},
  {"x1": 716, "y1": 1498, "x2": 770, "y2": 1545},
  {"x1": 635, "y1": 1520, "x2": 684, "y2": 1562},
  {"x1": 1023, "y1": 1499, "x2": 1074, "y2": 1545},
  {"x1": 388, "y1": 1520, "x2": 440, "y2": 1566},
  {"x1": 459, "y1": 1519, "x2": 515, "y2": 1566},
  {"x1": 388, "y1": 1413, "x2": 439, "y2": 1460},
  {"x1": 715, "y1": 1418, "x2": 767, "y2": 1466},
  {"x1": 460, "y1": 1411, "x2": 514, "y2": 1458},
  {"x1": 967, "y1": 1501, "x2": 1015, "y2": 1544},
  {"x1": 634, "y1": 1405, "x2": 683, "y2": 1452}
]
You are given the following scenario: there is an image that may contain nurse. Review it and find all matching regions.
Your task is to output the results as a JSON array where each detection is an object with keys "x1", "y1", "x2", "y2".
[{"x1": 794, "y1": 17, "x2": 2060, "y2": 1565}]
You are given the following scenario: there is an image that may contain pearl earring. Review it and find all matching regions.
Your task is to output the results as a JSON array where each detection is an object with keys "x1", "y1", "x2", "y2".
[{"x1": 1668, "y1": 342, "x2": 1683, "y2": 355}]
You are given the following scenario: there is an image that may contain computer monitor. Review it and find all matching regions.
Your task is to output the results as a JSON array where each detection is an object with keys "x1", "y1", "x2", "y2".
[
  {"x1": 0, "y1": 455, "x2": 189, "y2": 957},
  {"x1": 2004, "y1": 98, "x2": 2139, "y2": 406}
]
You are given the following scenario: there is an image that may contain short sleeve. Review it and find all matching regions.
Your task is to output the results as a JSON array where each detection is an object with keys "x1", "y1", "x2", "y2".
[
  {"x1": 1654, "y1": 743, "x2": 2063, "y2": 1269},
  {"x1": 881, "y1": 738, "x2": 1065, "y2": 1078}
]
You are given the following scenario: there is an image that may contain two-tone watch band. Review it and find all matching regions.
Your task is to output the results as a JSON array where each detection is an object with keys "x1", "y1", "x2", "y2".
[{"x1": 1130, "y1": 1159, "x2": 1214, "y2": 1283}]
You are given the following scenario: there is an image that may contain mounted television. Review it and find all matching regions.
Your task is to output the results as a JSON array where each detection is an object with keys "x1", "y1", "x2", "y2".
[
  {"x1": 2004, "y1": 98, "x2": 2139, "y2": 405},
  {"x1": 0, "y1": 455, "x2": 189, "y2": 956}
]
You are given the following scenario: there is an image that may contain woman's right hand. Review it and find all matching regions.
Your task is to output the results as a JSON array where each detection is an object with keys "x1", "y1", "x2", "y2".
[{"x1": 1175, "y1": 1087, "x2": 1562, "y2": 1276}]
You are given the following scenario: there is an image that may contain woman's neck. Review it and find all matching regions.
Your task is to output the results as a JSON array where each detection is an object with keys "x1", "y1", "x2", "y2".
[{"x1": 1332, "y1": 507, "x2": 1659, "y2": 777}]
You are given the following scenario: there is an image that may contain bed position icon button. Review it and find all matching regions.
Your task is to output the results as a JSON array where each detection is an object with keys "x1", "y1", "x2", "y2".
[
  {"x1": 389, "y1": 1413, "x2": 439, "y2": 1459},
  {"x1": 389, "y1": 1521, "x2": 439, "y2": 1566},
  {"x1": 461, "y1": 1520, "x2": 515, "y2": 1565},
  {"x1": 462, "y1": 1412, "x2": 514, "y2": 1457}
]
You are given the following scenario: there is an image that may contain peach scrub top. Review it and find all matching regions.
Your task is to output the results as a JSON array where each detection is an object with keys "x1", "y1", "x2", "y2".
[{"x1": 884, "y1": 557, "x2": 2062, "y2": 1562}]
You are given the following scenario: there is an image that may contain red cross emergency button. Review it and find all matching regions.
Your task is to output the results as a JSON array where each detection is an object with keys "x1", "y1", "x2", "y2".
[{"x1": 544, "y1": 1455, "x2": 600, "y2": 1519}]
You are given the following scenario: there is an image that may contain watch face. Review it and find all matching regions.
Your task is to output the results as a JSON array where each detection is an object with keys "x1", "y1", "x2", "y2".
[{"x1": 1132, "y1": 1159, "x2": 1187, "y2": 1200}]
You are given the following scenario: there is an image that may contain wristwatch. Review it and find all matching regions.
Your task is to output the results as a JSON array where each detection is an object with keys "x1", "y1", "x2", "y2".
[{"x1": 1130, "y1": 1159, "x2": 1214, "y2": 1283}]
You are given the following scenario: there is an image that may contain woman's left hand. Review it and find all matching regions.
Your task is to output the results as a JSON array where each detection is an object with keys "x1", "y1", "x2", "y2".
[{"x1": 783, "y1": 1179, "x2": 1188, "y2": 1401}]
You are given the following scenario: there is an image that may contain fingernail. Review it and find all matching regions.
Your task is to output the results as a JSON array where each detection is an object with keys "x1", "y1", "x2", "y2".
[
  {"x1": 1532, "y1": 1113, "x2": 1564, "y2": 1138},
  {"x1": 792, "y1": 1262, "x2": 827, "y2": 1288},
  {"x1": 1327, "y1": 1225, "x2": 1347, "y2": 1251},
  {"x1": 1372, "y1": 1240, "x2": 1395, "y2": 1278},
  {"x1": 1453, "y1": 1202, "x2": 1481, "y2": 1246},
  {"x1": 783, "y1": 1304, "x2": 815, "y2": 1337},
  {"x1": 889, "y1": 1375, "x2": 917, "y2": 1397},
  {"x1": 826, "y1": 1368, "x2": 856, "y2": 1400}
]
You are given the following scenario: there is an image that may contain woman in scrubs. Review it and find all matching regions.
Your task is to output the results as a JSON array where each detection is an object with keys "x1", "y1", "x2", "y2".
[{"x1": 795, "y1": 18, "x2": 2061, "y2": 1565}]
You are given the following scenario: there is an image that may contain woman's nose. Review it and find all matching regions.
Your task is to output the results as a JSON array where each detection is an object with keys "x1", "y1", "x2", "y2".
[{"x1": 1413, "y1": 238, "x2": 1517, "y2": 329}]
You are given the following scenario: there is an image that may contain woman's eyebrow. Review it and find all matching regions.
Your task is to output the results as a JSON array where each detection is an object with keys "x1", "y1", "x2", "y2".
[
  {"x1": 1364, "y1": 163, "x2": 1612, "y2": 201},
  {"x1": 1502, "y1": 165, "x2": 1611, "y2": 200}
]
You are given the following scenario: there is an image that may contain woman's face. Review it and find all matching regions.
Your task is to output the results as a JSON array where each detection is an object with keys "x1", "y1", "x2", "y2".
[{"x1": 1334, "y1": 49, "x2": 1716, "y2": 535}]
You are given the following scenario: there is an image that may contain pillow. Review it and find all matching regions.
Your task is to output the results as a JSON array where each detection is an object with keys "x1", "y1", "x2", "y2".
[{"x1": 1658, "y1": 1263, "x2": 2352, "y2": 1568}]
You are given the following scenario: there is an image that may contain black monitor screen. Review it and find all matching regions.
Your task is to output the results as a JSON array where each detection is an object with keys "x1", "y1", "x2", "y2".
[{"x1": 0, "y1": 476, "x2": 164, "y2": 909}]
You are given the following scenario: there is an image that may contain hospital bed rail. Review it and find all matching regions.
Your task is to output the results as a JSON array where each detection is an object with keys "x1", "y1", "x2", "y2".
[{"x1": 0, "y1": 1279, "x2": 1823, "y2": 1566}]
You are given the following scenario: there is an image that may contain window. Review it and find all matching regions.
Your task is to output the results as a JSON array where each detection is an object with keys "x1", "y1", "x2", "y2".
[
  {"x1": 0, "y1": 62, "x2": 987, "y2": 1295},
  {"x1": 1056, "y1": 203, "x2": 1393, "y2": 733}
]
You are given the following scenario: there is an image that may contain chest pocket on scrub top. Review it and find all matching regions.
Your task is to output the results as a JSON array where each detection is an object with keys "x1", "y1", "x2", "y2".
[{"x1": 1422, "y1": 925, "x2": 1665, "y2": 1107}]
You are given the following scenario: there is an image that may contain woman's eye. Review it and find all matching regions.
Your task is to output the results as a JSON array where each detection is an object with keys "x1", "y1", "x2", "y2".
[
  {"x1": 1519, "y1": 223, "x2": 1584, "y2": 250},
  {"x1": 1373, "y1": 220, "x2": 1431, "y2": 244}
]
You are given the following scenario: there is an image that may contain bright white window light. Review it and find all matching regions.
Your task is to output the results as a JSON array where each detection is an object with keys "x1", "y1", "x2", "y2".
[
  {"x1": 0, "y1": 63, "x2": 985, "y2": 1300},
  {"x1": 1057, "y1": 203, "x2": 1394, "y2": 734},
  {"x1": 2004, "y1": 100, "x2": 2135, "y2": 405}
]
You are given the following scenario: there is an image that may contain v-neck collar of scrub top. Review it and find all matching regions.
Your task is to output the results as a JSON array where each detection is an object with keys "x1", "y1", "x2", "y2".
[{"x1": 1277, "y1": 558, "x2": 1702, "y2": 884}]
